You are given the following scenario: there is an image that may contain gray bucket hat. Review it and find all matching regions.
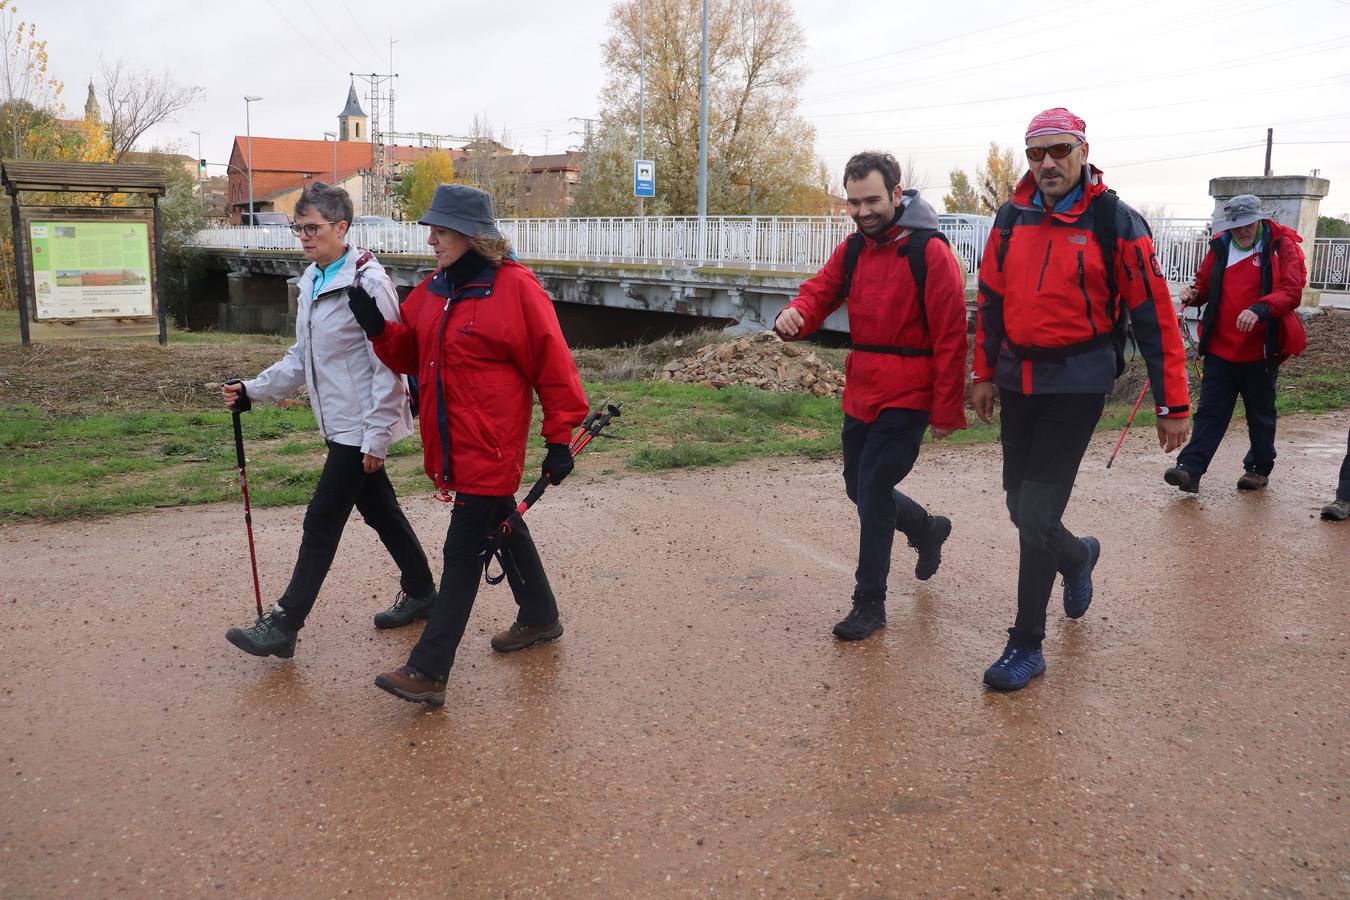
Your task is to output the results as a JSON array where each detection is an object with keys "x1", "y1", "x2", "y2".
[
  {"x1": 1212, "y1": 194, "x2": 1267, "y2": 232},
  {"x1": 418, "y1": 183, "x2": 502, "y2": 239}
]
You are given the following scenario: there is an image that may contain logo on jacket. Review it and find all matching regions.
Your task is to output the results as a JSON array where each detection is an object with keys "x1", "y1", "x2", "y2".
[
  {"x1": 1150, "y1": 253, "x2": 1164, "y2": 278},
  {"x1": 457, "y1": 323, "x2": 474, "y2": 335},
  {"x1": 1068, "y1": 234, "x2": 1087, "y2": 245}
]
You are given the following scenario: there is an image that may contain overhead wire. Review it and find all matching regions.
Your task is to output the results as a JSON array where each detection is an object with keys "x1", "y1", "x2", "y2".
[{"x1": 262, "y1": 0, "x2": 347, "y2": 73}]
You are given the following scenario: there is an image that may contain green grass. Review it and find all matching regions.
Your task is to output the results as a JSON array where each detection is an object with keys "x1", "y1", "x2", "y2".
[{"x1": 1, "y1": 315, "x2": 1347, "y2": 521}]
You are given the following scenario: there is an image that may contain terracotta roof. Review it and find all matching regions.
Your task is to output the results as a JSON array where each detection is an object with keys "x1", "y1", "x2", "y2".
[
  {"x1": 227, "y1": 136, "x2": 456, "y2": 174},
  {"x1": 229, "y1": 136, "x2": 374, "y2": 174}
]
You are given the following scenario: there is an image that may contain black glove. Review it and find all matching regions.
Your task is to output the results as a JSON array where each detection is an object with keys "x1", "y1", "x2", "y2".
[
  {"x1": 347, "y1": 285, "x2": 385, "y2": 338},
  {"x1": 542, "y1": 442, "x2": 574, "y2": 486},
  {"x1": 224, "y1": 378, "x2": 251, "y2": 413}
]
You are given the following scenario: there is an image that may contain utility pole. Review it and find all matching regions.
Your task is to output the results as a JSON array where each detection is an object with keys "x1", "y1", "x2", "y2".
[
  {"x1": 324, "y1": 131, "x2": 337, "y2": 183},
  {"x1": 638, "y1": 0, "x2": 646, "y2": 217},
  {"x1": 1264, "y1": 128, "x2": 1273, "y2": 177},
  {"x1": 352, "y1": 71, "x2": 397, "y2": 216},
  {"x1": 244, "y1": 95, "x2": 262, "y2": 224},
  {"x1": 697, "y1": 0, "x2": 708, "y2": 222}
]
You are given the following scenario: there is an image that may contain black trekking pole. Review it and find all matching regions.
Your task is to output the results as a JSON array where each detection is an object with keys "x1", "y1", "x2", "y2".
[
  {"x1": 226, "y1": 386, "x2": 264, "y2": 618},
  {"x1": 480, "y1": 401, "x2": 621, "y2": 585}
]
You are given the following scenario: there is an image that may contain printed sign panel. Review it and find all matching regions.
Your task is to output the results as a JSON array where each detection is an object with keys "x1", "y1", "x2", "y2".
[
  {"x1": 634, "y1": 159, "x2": 655, "y2": 198},
  {"x1": 28, "y1": 220, "x2": 154, "y2": 320}
]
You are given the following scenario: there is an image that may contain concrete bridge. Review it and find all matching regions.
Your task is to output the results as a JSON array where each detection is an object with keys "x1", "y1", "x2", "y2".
[{"x1": 193, "y1": 214, "x2": 1347, "y2": 337}]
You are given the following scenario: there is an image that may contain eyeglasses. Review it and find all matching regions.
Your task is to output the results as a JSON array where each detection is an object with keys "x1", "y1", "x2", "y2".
[
  {"x1": 1025, "y1": 142, "x2": 1082, "y2": 162},
  {"x1": 288, "y1": 222, "x2": 335, "y2": 237}
]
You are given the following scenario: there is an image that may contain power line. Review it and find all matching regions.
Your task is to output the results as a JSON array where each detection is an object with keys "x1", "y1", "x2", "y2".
[
  {"x1": 803, "y1": 0, "x2": 1282, "y2": 106},
  {"x1": 338, "y1": 0, "x2": 384, "y2": 60},
  {"x1": 1114, "y1": 142, "x2": 1265, "y2": 167},
  {"x1": 300, "y1": 0, "x2": 378, "y2": 71},
  {"x1": 806, "y1": 36, "x2": 1349, "y2": 120},
  {"x1": 262, "y1": 0, "x2": 347, "y2": 72}
]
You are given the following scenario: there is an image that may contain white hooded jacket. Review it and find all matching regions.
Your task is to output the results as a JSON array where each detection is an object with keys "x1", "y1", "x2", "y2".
[{"x1": 244, "y1": 247, "x2": 413, "y2": 458}]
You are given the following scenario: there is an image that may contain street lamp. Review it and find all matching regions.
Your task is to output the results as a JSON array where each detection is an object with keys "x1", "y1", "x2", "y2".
[
  {"x1": 244, "y1": 95, "x2": 263, "y2": 224},
  {"x1": 190, "y1": 129, "x2": 204, "y2": 212},
  {"x1": 324, "y1": 131, "x2": 337, "y2": 183}
]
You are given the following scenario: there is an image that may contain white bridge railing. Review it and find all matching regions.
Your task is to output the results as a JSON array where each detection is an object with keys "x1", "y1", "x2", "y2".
[{"x1": 192, "y1": 216, "x2": 1345, "y2": 290}]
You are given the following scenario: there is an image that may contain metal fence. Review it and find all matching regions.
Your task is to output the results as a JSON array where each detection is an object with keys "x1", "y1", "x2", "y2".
[
  {"x1": 192, "y1": 216, "x2": 1342, "y2": 289},
  {"x1": 1308, "y1": 238, "x2": 1350, "y2": 290}
]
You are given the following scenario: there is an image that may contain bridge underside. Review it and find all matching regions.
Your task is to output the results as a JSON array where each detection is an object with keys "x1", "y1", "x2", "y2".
[{"x1": 197, "y1": 249, "x2": 960, "y2": 339}]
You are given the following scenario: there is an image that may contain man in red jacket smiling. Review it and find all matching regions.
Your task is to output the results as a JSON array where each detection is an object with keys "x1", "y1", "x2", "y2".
[
  {"x1": 972, "y1": 108, "x2": 1191, "y2": 691},
  {"x1": 775, "y1": 151, "x2": 968, "y2": 642},
  {"x1": 1165, "y1": 194, "x2": 1308, "y2": 495}
]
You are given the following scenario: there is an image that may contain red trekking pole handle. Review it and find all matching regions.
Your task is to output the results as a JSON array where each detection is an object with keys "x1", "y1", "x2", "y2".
[
  {"x1": 232, "y1": 409, "x2": 265, "y2": 618},
  {"x1": 1107, "y1": 379, "x2": 1150, "y2": 469}
]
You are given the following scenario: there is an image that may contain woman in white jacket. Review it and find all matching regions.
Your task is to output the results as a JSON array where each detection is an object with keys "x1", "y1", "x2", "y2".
[{"x1": 221, "y1": 182, "x2": 436, "y2": 659}]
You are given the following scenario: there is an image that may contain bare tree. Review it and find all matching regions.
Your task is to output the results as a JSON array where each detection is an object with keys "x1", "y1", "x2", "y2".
[
  {"x1": 459, "y1": 114, "x2": 519, "y2": 215},
  {"x1": 99, "y1": 59, "x2": 202, "y2": 162}
]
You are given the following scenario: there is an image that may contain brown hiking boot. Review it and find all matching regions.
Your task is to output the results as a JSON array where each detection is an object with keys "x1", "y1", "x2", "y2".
[
  {"x1": 374, "y1": 665, "x2": 445, "y2": 705},
  {"x1": 1321, "y1": 498, "x2": 1350, "y2": 521},
  {"x1": 490, "y1": 620, "x2": 564, "y2": 653},
  {"x1": 1164, "y1": 466, "x2": 1200, "y2": 494},
  {"x1": 1236, "y1": 471, "x2": 1269, "y2": 491}
]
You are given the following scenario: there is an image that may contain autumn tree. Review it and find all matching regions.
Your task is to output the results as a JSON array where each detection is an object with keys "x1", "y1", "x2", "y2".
[
  {"x1": 0, "y1": 1, "x2": 61, "y2": 161},
  {"x1": 594, "y1": 0, "x2": 819, "y2": 216},
  {"x1": 99, "y1": 58, "x2": 203, "y2": 163},
  {"x1": 571, "y1": 122, "x2": 644, "y2": 217},
  {"x1": 975, "y1": 142, "x2": 1021, "y2": 214},
  {"x1": 395, "y1": 150, "x2": 459, "y2": 220},
  {"x1": 943, "y1": 168, "x2": 978, "y2": 214}
]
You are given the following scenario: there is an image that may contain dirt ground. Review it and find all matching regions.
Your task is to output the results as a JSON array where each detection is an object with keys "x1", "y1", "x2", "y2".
[
  {"x1": 3, "y1": 311, "x2": 1345, "y2": 415},
  {"x1": 2, "y1": 412, "x2": 1347, "y2": 898}
]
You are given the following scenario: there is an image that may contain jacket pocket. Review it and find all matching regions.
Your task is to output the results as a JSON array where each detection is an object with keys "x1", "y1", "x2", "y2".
[{"x1": 1077, "y1": 251, "x2": 1097, "y2": 336}]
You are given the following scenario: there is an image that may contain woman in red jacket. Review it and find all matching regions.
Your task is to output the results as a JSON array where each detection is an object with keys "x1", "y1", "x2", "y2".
[{"x1": 347, "y1": 184, "x2": 589, "y2": 705}]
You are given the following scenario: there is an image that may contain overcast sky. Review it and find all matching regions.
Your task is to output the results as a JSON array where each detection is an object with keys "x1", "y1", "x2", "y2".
[{"x1": 37, "y1": 0, "x2": 1350, "y2": 218}]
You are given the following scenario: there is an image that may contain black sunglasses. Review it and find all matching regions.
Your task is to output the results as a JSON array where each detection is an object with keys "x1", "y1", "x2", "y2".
[
  {"x1": 1025, "y1": 142, "x2": 1082, "y2": 162},
  {"x1": 288, "y1": 221, "x2": 335, "y2": 237}
]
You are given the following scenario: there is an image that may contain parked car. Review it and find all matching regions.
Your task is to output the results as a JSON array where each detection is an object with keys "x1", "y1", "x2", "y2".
[
  {"x1": 351, "y1": 215, "x2": 414, "y2": 253},
  {"x1": 239, "y1": 211, "x2": 291, "y2": 248}
]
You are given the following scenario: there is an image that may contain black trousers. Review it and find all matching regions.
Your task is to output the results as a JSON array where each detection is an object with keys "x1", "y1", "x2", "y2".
[
  {"x1": 1338, "y1": 428, "x2": 1350, "y2": 502},
  {"x1": 408, "y1": 493, "x2": 559, "y2": 681},
  {"x1": 1177, "y1": 354, "x2": 1280, "y2": 478},
  {"x1": 277, "y1": 442, "x2": 435, "y2": 628},
  {"x1": 999, "y1": 390, "x2": 1105, "y2": 649},
  {"x1": 841, "y1": 408, "x2": 932, "y2": 600}
]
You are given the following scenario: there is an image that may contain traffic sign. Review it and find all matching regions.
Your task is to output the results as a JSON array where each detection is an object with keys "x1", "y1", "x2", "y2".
[{"x1": 634, "y1": 159, "x2": 655, "y2": 198}]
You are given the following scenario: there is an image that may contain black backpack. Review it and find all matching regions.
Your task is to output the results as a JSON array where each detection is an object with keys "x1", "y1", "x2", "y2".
[
  {"x1": 992, "y1": 190, "x2": 1136, "y2": 377},
  {"x1": 838, "y1": 228, "x2": 951, "y2": 358}
]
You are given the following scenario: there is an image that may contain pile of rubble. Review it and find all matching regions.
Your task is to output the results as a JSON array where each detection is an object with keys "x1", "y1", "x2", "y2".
[{"x1": 659, "y1": 331, "x2": 845, "y2": 397}]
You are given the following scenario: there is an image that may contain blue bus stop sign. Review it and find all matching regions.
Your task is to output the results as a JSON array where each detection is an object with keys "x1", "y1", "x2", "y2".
[{"x1": 634, "y1": 160, "x2": 655, "y2": 198}]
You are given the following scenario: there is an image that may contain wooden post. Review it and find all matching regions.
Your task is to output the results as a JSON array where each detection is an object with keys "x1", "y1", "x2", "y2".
[
  {"x1": 153, "y1": 198, "x2": 167, "y2": 345},
  {"x1": 9, "y1": 190, "x2": 29, "y2": 345}
]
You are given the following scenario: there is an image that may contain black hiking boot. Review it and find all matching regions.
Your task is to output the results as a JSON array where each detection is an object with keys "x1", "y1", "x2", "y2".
[
  {"x1": 225, "y1": 610, "x2": 297, "y2": 658},
  {"x1": 1164, "y1": 466, "x2": 1200, "y2": 493},
  {"x1": 908, "y1": 514, "x2": 952, "y2": 581},
  {"x1": 373, "y1": 589, "x2": 437, "y2": 630},
  {"x1": 832, "y1": 595, "x2": 885, "y2": 641}
]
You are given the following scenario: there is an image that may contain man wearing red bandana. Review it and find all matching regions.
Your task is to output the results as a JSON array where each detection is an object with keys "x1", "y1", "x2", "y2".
[{"x1": 972, "y1": 108, "x2": 1192, "y2": 691}]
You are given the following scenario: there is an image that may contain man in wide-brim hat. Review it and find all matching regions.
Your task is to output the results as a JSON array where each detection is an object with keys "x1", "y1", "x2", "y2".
[{"x1": 1164, "y1": 194, "x2": 1308, "y2": 496}]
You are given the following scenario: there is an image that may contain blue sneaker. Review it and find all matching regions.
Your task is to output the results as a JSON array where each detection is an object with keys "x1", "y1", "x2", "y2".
[
  {"x1": 1062, "y1": 536, "x2": 1100, "y2": 620},
  {"x1": 982, "y1": 643, "x2": 1045, "y2": 691}
]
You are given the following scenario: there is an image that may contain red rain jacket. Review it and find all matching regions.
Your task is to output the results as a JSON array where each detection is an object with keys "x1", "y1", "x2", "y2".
[
  {"x1": 974, "y1": 166, "x2": 1191, "y2": 418},
  {"x1": 785, "y1": 193, "x2": 969, "y2": 431},
  {"x1": 1188, "y1": 219, "x2": 1307, "y2": 362},
  {"x1": 370, "y1": 259, "x2": 588, "y2": 497}
]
